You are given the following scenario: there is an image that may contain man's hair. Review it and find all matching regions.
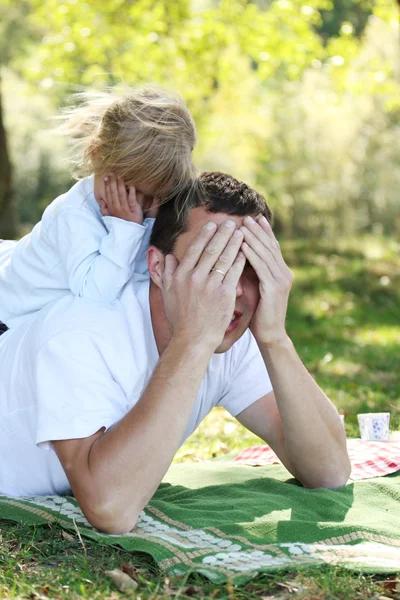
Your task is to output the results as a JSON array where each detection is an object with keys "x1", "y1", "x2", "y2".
[{"x1": 150, "y1": 171, "x2": 272, "y2": 254}]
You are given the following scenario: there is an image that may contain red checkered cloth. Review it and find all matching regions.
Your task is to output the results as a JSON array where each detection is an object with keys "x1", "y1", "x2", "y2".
[{"x1": 233, "y1": 439, "x2": 400, "y2": 481}]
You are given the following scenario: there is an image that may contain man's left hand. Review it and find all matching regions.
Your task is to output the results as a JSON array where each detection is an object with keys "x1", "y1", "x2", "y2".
[{"x1": 240, "y1": 215, "x2": 294, "y2": 347}]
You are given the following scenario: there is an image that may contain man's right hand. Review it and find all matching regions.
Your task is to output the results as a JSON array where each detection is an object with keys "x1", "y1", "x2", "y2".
[{"x1": 160, "y1": 220, "x2": 245, "y2": 351}]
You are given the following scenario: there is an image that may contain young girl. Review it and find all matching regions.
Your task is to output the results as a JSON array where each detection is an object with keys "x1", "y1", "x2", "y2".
[{"x1": 0, "y1": 86, "x2": 197, "y2": 331}]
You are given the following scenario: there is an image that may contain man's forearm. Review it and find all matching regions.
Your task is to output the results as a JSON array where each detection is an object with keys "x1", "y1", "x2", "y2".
[
  {"x1": 82, "y1": 336, "x2": 212, "y2": 532},
  {"x1": 259, "y1": 336, "x2": 351, "y2": 489}
]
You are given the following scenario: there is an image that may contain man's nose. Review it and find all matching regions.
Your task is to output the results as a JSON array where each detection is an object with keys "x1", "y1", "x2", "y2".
[{"x1": 236, "y1": 277, "x2": 243, "y2": 298}]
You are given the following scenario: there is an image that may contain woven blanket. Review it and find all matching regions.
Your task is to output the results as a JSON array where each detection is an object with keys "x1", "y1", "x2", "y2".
[
  {"x1": 234, "y1": 440, "x2": 400, "y2": 480},
  {"x1": 1, "y1": 462, "x2": 400, "y2": 583}
]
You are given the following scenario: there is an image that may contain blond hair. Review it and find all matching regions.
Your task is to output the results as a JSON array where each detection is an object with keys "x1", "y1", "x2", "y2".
[{"x1": 58, "y1": 86, "x2": 198, "y2": 199}]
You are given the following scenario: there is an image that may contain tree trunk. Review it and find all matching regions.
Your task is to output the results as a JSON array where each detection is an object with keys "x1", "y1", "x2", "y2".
[{"x1": 0, "y1": 73, "x2": 18, "y2": 239}]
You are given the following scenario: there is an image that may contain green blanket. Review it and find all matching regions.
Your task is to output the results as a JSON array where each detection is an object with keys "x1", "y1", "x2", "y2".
[{"x1": 1, "y1": 462, "x2": 400, "y2": 583}]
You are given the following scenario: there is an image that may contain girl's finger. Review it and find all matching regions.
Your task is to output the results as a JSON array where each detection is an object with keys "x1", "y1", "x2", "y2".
[
  {"x1": 136, "y1": 191, "x2": 146, "y2": 209},
  {"x1": 100, "y1": 198, "x2": 109, "y2": 216},
  {"x1": 127, "y1": 186, "x2": 138, "y2": 212},
  {"x1": 146, "y1": 197, "x2": 160, "y2": 218},
  {"x1": 117, "y1": 176, "x2": 129, "y2": 212},
  {"x1": 109, "y1": 174, "x2": 121, "y2": 210},
  {"x1": 104, "y1": 176, "x2": 111, "y2": 208}
]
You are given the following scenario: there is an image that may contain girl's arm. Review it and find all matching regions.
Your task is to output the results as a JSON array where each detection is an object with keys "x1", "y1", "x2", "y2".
[{"x1": 47, "y1": 208, "x2": 149, "y2": 303}]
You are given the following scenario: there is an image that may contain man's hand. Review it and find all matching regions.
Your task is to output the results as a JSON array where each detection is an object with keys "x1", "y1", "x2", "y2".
[
  {"x1": 162, "y1": 221, "x2": 245, "y2": 351},
  {"x1": 101, "y1": 174, "x2": 158, "y2": 223},
  {"x1": 240, "y1": 215, "x2": 294, "y2": 347}
]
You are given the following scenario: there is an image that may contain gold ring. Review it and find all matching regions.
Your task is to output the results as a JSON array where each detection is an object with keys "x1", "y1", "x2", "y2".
[{"x1": 211, "y1": 268, "x2": 226, "y2": 277}]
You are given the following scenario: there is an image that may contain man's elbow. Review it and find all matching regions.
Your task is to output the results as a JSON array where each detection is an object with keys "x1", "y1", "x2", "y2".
[
  {"x1": 300, "y1": 458, "x2": 351, "y2": 490},
  {"x1": 79, "y1": 498, "x2": 141, "y2": 535}
]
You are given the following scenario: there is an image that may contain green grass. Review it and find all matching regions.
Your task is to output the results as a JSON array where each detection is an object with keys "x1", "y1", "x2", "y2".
[{"x1": 1, "y1": 236, "x2": 399, "y2": 599}]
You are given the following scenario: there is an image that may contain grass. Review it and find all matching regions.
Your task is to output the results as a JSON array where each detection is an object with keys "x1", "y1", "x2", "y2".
[
  {"x1": 1, "y1": 236, "x2": 399, "y2": 599},
  {"x1": 0, "y1": 521, "x2": 397, "y2": 599}
]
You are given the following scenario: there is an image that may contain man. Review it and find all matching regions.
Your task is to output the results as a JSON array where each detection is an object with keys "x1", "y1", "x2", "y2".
[{"x1": 0, "y1": 172, "x2": 350, "y2": 534}]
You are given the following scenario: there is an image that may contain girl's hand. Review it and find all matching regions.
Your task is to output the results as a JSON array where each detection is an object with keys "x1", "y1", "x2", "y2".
[
  {"x1": 101, "y1": 174, "x2": 147, "y2": 224},
  {"x1": 142, "y1": 195, "x2": 160, "y2": 219}
]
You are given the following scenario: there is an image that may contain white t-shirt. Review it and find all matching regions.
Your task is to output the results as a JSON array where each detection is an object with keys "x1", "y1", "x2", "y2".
[
  {"x1": 0, "y1": 276, "x2": 272, "y2": 497},
  {"x1": 0, "y1": 176, "x2": 154, "y2": 328}
]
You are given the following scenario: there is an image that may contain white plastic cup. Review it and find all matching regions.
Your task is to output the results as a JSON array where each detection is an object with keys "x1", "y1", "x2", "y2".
[{"x1": 357, "y1": 412, "x2": 390, "y2": 441}]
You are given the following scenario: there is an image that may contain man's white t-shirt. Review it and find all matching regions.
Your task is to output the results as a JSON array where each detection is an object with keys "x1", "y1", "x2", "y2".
[{"x1": 0, "y1": 276, "x2": 272, "y2": 497}]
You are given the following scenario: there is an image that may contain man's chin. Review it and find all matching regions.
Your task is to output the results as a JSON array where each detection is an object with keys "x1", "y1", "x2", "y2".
[{"x1": 214, "y1": 326, "x2": 247, "y2": 354}]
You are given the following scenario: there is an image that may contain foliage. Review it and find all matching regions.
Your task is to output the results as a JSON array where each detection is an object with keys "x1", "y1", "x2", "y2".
[
  {"x1": 318, "y1": 0, "x2": 374, "y2": 39},
  {"x1": 2, "y1": 0, "x2": 400, "y2": 234}
]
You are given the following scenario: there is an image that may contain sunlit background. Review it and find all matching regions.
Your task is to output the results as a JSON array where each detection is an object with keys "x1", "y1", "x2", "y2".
[{"x1": 1, "y1": 0, "x2": 399, "y2": 449}]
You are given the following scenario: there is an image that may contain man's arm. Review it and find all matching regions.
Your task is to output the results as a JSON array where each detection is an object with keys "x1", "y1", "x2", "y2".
[
  {"x1": 53, "y1": 220, "x2": 246, "y2": 534},
  {"x1": 54, "y1": 337, "x2": 212, "y2": 534},
  {"x1": 238, "y1": 215, "x2": 350, "y2": 488},
  {"x1": 236, "y1": 366, "x2": 350, "y2": 489}
]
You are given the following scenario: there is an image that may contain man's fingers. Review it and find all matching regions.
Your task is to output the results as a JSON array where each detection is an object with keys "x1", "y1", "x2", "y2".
[
  {"x1": 163, "y1": 254, "x2": 178, "y2": 288},
  {"x1": 257, "y1": 215, "x2": 275, "y2": 240},
  {"x1": 223, "y1": 250, "x2": 246, "y2": 289},
  {"x1": 241, "y1": 240, "x2": 276, "y2": 285},
  {"x1": 196, "y1": 220, "x2": 239, "y2": 277},
  {"x1": 209, "y1": 229, "x2": 243, "y2": 281},
  {"x1": 243, "y1": 216, "x2": 278, "y2": 253},
  {"x1": 240, "y1": 226, "x2": 283, "y2": 281},
  {"x1": 242, "y1": 216, "x2": 292, "y2": 279},
  {"x1": 177, "y1": 222, "x2": 218, "y2": 273}
]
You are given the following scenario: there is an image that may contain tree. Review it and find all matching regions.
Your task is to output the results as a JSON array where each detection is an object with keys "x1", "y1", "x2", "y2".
[
  {"x1": 0, "y1": 73, "x2": 16, "y2": 239},
  {"x1": 0, "y1": 1, "x2": 40, "y2": 237}
]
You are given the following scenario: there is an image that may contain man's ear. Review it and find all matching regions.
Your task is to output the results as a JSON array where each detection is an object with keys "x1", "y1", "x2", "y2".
[{"x1": 147, "y1": 246, "x2": 165, "y2": 289}]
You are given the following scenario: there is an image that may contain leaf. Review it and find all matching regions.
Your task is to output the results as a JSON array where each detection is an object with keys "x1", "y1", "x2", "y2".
[
  {"x1": 61, "y1": 530, "x2": 75, "y2": 542},
  {"x1": 105, "y1": 569, "x2": 139, "y2": 594},
  {"x1": 277, "y1": 581, "x2": 307, "y2": 593},
  {"x1": 121, "y1": 562, "x2": 140, "y2": 584},
  {"x1": 180, "y1": 586, "x2": 203, "y2": 596},
  {"x1": 382, "y1": 577, "x2": 400, "y2": 598}
]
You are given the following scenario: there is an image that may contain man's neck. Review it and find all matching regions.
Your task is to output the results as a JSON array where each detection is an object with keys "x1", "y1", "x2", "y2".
[{"x1": 149, "y1": 281, "x2": 173, "y2": 356}]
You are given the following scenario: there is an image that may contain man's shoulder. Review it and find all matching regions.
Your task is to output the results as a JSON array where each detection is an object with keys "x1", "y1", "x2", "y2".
[{"x1": 30, "y1": 294, "x2": 131, "y2": 351}]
